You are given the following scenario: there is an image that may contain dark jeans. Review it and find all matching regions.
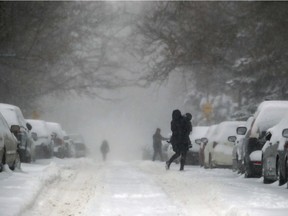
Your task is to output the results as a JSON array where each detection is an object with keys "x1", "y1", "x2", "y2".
[
  {"x1": 102, "y1": 153, "x2": 107, "y2": 161},
  {"x1": 167, "y1": 150, "x2": 187, "y2": 170},
  {"x1": 152, "y1": 146, "x2": 163, "y2": 161}
]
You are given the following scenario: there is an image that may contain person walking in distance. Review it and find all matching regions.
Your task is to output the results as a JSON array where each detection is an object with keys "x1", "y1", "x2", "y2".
[
  {"x1": 152, "y1": 128, "x2": 168, "y2": 161},
  {"x1": 100, "y1": 140, "x2": 110, "y2": 161}
]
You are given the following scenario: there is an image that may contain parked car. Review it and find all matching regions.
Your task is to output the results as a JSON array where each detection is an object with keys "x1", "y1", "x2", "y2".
[
  {"x1": 232, "y1": 117, "x2": 254, "y2": 173},
  {"x1": 243, "y1": 100, "x2": 288, "y2": 178},
  {"x1": 26, "y1": 119, "x2": 54, "y2": 159},
  {"x1": 69, "y1": 133, "x2": 87, "y2": 158},
  {"x1": 0, "y1": 112, "x2": 21, "y2": 172},
  {"x1": 186, "y1": 126, "x2": 209, "y2": 165},
  {"x1": 0, "y1": 103, "x2": 35, "y2": 163},
  {"x1": 201, "y1": 124, "x2": 218, "y2": 168},
  {"x1": 63, "y1": 132, "x2": 76, "y2": 158},
  {"x1": 204, "y1": 121, "x2": 244, "y2": 168},
  {"x1": 262, "y1": 113, "x2": 288, "y2": 185},
  {"x1": 46, "y1": 122, "x2": 66, "y2": 158},
  {"x1": 282, "y1": 129, "x2": 288, "y2": 188}
]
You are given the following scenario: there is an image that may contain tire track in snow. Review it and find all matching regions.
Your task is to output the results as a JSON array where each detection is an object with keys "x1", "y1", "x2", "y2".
[
  {"x1": 21, "y1": 163, "x2": 99, "y2": 216},
  {"x1": 134, "y1": 161, "x2": 226, "y2": 216},
  {"x1": 86, "y1": 161, "x2": 184, "y2": 216}
]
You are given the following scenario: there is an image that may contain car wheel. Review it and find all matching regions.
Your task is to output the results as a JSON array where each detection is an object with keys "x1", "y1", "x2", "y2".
[
  {"x1": 263, "y1": 176, "x2": 273, "y2": 184},
  {"x1": 0, "y1": 148, "x2": 4, "y2": 172},
  {"x1": 262, "y1": 158, "x2": 270, "y2": 183},
  {"x1": 10, "y1": 152, "x2": 21, "y2": 171},
  {"x1": 244, "y1": 161, "x2": 251, "y2": 178},
  {"x1": 26, "y1": 154, "x2": 32, "y2": 163},
  {"x1": 209, "y1": 153, "x2": 213, "y2": 169},
  {"x1": 277, "y1": 158, "x2": 285, "y2": 186},
  {"x1": 285, "y1": 157, "x2": 288, "y2": 189},
  {"x1": 279, "y1": 171, "x2": 285, "y2": 186},
  {"x1": 0, "y1": 147, "x2": 7, "y2": 172}
]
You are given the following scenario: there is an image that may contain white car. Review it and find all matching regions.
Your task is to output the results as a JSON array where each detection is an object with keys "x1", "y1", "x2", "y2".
[
  {"x1": 69, "y1": 134, "x2": 87, "y2": 158},
  {"x1": 62, "y1": 131, "x2": 76, "y2": 158},
  {"x1": 201, "y1": 124, "x2": 218, "y2": 168},
  {"x1": 0, "y1": 112, "x2": 21, "y2": 172},
  {"x1": 232, "y1": 116, "x2": 254, "y2": 172},
  {"x1": 26, "y1": 119, "x2": 54, "y2": 159},
  {"x1": 204, "y1": 121, "x2": 245, "y2": 168},
  {"x1": 46, "y1": 122, "x2": 66, "y2": 158},
  {"x1": 0, "y1": 103, "x2": 35, "y2": 163},
  {"x1": 186, "y1": 126, "x2": 209, "y2": 165},
  {"x1": 262, "y1": 112, "x2": 288, "y2": 185}
]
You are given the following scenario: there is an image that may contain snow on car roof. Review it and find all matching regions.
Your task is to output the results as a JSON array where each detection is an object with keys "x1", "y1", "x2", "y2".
[
  {"x1": 251, "y1": 101, "x2": 288, "y2": 136},
  {"x1": 46, "y1": 122, "x2": 65, "y2": 138},
  {"x1": 213, "y1": 121, "x2": 245, "y2": 143},
  {"x1": 26, "y1": 119, "x2": 50, "y2": 137},
  {"x1": 0, "y1": 103, "x2": 27, "y2": 127},
  {"x1": 265, "y1": 112, "x2": 288, "y2": 147},
  {"x1": 0, "y1": 108, "x2": 19, "y2": 126},
  {"x1": 0, "y1": 103, "x2": 19, "y2": 110},
  {"x1": 69, "y1": 133, "x2": 85, "y2": 143},
  {"x1": 203, "y1": 124, "x2": 218, "y2": 140},
  {"x1": 190, "y1": 126, "x2": 209, "y2": 141}
]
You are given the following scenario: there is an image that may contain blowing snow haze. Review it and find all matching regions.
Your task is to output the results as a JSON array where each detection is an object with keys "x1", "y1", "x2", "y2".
[
  {"x1": 40, "y1": 78, "x2": 186, "y2": 161},
  {"x1": 1, "y1": 1, "x2": 288, "y2": 160},
  {"x1": 2, "y1": 2, "x2": 288, "y2": 216}
]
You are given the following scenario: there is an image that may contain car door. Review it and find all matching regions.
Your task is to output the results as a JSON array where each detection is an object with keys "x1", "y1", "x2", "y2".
[
  {"x1": 0, "y1": 121, "x2": 5, "y2": 154},
  {"x1": 0, "y1": 114, "x2": 17, "y2": 164}
]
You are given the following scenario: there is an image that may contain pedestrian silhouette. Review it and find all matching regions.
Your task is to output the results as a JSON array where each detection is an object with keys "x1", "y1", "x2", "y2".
[
  {"x1": 100, "y1": 140, "x2": 110, "y2": 161},
  {"x1": 166, "y1": 110, "x2": 192, "y2": 171},
  {"x1": 152, "y1": 128, "x2": 168, "y2": 161}
]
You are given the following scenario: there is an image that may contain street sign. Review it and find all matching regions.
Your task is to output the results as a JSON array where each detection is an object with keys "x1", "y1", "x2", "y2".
[
  {"x1": 202, "y1": 102, "x2": 213, "y2": 115},
  {"x1": 32, "y1": 111, "x2": 40, "y2": 119}
]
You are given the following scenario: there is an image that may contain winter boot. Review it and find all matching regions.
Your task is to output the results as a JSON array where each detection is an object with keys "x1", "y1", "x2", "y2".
[
  {"x1": 180, "y1": 159, "x2": 185, "y2": 171},
  {"x1": 165, "y1": 161, "x2": 170, "y2": 170}
]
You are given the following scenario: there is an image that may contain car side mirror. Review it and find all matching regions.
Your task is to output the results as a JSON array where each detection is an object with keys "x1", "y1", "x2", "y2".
[
  {"x1": 228, "y1": 136, "x2": 236, "y2": 142},
  {"x1": 31, "y1": 132, "x2": 38, "y2": 141},
  {"x1": 10, "y1": 125, "x2": 20, "y2": 133},
  {"x1": 236, "y1": 126, "x2": 247, "y2": 135},
  {"x1": 282, "y1": 128, "x2": 288, "y2": 138},
  {"x1": 201, "y1": 137, "x2": 208, "y2": 144},
  {"x1": 265, "y1": 132, "x2": 272, "y2": 141},
  {"x1": 26, "y1": 123, "x2": 32, "y2": 131},
  {"x1": 195, "y1": 139, "x2": 201, "y2": 145}
]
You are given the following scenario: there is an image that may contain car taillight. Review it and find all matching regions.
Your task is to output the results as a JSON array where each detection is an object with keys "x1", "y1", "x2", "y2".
[
  {"x1": 284, "y1": 141, "x2": 288, "y2": 149},
  {"x1": 253, "y1": 161, "x2": 262, "y2": 166}
]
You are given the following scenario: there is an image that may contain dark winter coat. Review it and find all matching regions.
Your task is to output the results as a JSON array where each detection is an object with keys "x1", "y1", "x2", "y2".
[
  {"x1": 153, "y1": 131, "x2": 166, "y2": 150},
  {"x1": 100, "y1": 140, "x2": 110, "y2": 154},
  {"x1": 180, "y1": 116, "x2": 192, "y2": 152},
  {"x1": 170, "y1": 110, "x2": 183, "y2": 152}
]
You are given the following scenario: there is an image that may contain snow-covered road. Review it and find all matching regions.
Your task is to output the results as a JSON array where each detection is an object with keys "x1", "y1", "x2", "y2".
[{"x1": 1, "y1": 158, "x2": 288, "y2": 216}]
